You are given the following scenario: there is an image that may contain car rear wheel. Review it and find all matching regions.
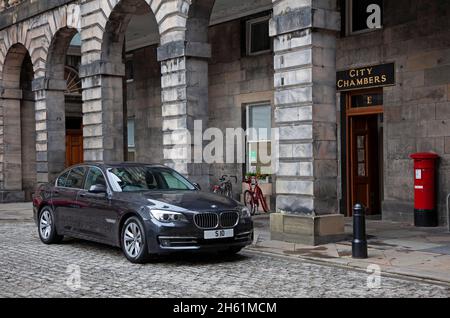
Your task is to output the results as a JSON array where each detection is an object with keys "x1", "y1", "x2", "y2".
[
  {"x1": 38, "y1": 207, "x2": 63, "y2": 244},
  {"x1": 121, "y1": 217, "x2": 149, "y2": 264}
]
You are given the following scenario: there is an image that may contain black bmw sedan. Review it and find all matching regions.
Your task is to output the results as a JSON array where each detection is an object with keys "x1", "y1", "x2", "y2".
[{"x1": 33, "y1": 163, "x2": 253, "y2": 263}]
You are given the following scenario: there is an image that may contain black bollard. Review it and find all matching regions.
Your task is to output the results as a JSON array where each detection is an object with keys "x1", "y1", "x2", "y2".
[{"x1": 352, "y1": 204, "x2": 368, "y2": 259}]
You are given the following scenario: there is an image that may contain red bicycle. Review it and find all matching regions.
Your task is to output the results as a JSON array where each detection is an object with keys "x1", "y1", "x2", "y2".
[{"x1": 243, "y1": 176, "x2": 269, "y2": 215}]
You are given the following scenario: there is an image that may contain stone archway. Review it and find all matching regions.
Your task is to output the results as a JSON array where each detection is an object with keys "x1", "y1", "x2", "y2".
[
  {"x1": 40, "y1": 27, "x2": 81, "y2": 180},
  {"x1": 0, "y1": 2, "x2": 81, "y2": 200},
  {"x1": 81, "y1": 0, "x2": 162, "y2": 164},
  {"x1": 101, "y1": 0, "x2": 162, "y2": 164},
  {"x1": 0, "y1": 44, "x2": 36, "y2": 201},
  {"x1": 78, "y1": 0, "x2": 216, "y2": 187}
]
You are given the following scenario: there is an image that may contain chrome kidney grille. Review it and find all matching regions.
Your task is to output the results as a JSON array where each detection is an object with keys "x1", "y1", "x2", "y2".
[
  {"x1": 194, "y1": 213, "x2": 219, "y2": 229},
  {"x1": 193, "y1": 211, "x2": 239, "y2": 229},
  {"x1": 220, "y1": 211, "x2": 239, "y2": 228}
]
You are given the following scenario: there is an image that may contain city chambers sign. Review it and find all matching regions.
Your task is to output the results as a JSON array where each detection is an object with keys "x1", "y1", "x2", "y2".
[{"x1": 336, "y1": 63, "x2": 395, "y2": 91}]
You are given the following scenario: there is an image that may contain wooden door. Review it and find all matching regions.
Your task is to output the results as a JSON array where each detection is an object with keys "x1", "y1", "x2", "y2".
[
  {"x1": 349, "y1": 115, "x2": 380, "y2": 215},
  {"x1": 66, "y1": 130, "x2": 84, "y2": 167}
]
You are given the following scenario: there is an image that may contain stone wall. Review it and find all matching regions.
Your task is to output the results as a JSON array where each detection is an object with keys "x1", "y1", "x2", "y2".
[
  {"x1": 337, "y1": 0, "x2": 450, "y2": 225},
  {"x1": 208, "y1": 18, "x2": 274, "y2": 199}
]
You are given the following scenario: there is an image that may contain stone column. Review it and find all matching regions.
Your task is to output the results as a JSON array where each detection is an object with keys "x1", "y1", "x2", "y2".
[
  {"x1": 270, "y1": 0, "x2": 344, "y2": 245},
  {"x1": 32, "y1": 78, "x2": 67, "y2": 184},
  {"x1": 158, "y1": 41, "x2": 211, "y2": 188},
  {"x1": 0, "y1": 87, "x2": 25, "y2": 202},
  {"x1": 80, "y1": 62, "x2": 125, "y2": 163}
]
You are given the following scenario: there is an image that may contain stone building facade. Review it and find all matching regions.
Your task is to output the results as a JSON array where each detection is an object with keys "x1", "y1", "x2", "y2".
[{"x1": 0, "y1": 0, "x2": 448, "y2": 243}]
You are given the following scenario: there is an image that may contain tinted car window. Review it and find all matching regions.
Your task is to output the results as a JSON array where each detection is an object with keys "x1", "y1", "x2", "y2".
[
  {"x1": 56, "y1": 171, "x2": 70, "y2": 187},
  {"x1": 84, "y1": 167, "x2": 107, "y2": 190},
  {"x1": 65, "y1": 167, "x2": 86, "y2": 189},
  {"x1": 160, "y1": 171, "x2": 190, "y2": 189},
  {"x1": 107, "y1": 166, "x2": 195, "y2": 192}
]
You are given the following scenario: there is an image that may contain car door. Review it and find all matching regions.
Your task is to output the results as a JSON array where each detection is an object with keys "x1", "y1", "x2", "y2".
[
  {"x1": 53, "y1": 167, "x2": 86, "y2": 234},
  {"x1": 76, "y1": 167, "x2": 117, "y2": 243}
]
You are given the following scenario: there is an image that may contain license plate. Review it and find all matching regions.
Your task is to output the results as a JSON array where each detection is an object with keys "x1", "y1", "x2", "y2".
[{"x1": 204, "y1": 229, "x2": 234, "y2": 240}]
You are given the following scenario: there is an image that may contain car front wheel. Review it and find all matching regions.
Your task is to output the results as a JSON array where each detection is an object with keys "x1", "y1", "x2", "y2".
[
  {"x1": 121, "y1": 217, "x2": 149, "y2": 263},
  {"x1": 38, "y1": 207, "x2": 63, "y2": 244}
]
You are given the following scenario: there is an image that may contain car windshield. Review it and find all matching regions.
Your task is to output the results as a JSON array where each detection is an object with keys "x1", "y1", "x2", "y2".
[{"x1": 106, "y1": 166, "x2": 196, "y2": 192}]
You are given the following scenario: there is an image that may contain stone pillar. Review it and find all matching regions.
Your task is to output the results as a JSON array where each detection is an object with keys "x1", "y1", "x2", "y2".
[
  {"x1": 80, "y1": 62, "x2": 125, "y2": 163},
  {"x1": 158, "y1": 41, "x2": 211, "y2": 188},
  {"x1": 0, "y1": 87, "x2": 25, "y2": 202},
  {"x1": 270, "y1": 0, "x2": 345, "y2": 245},
  {"x1": 32, "y1": 78, "x2": 67, "y2": 184}
]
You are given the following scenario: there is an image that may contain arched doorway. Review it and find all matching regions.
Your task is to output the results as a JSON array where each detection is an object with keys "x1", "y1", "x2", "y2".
[
  {"x1": 1, "y1": 44, "x2": 36, "y2": 201},
  {"x1": 64, "y1": 35, "x2": 83, "y2": 167},
  {"x1": 45, "y1": 28, "x2": 83, "y2": 177}
]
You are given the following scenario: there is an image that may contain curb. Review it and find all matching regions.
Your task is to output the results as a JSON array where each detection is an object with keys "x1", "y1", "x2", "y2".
[{"x1": 245, "y1": 246, "x2": 450, "y2": 287}]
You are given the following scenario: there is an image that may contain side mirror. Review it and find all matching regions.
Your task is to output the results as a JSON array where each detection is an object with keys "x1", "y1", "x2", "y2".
[
  {"x1": 193, "y1": 183, "x2": 201, "y2": 190},
  {"x1": 89, "y1": 184, "x2": 107, "y2": 194}
]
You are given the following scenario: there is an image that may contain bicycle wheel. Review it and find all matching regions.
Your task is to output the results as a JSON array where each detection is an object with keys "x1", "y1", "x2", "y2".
[
  {"x1": 256, "y1": 187, "x2": 269, "y2": 213},
  {"x1": 244, "y1": 190, "x2": 256, "y2": 215},
  {"x1": 225, "y1": 182, "x2": 233, "y2": 198}
]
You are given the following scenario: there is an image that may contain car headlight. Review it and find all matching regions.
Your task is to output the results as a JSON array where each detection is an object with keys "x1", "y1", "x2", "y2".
[
  {"x1": 150, "y1": 209, "x2": 188, "y2": 223},
  {"x1": 240, "y1": 207, "x2": 251, "y2": 218}
]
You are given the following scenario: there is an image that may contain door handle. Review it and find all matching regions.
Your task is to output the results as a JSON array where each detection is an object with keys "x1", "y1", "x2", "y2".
[{"x1": 79, "y1": 193, "x2": 87, "y2": 198}]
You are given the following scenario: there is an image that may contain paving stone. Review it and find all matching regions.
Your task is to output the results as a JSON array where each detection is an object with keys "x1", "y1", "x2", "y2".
[{"x1": 0, "y1": 221, "x2": 449, "y2": 298}]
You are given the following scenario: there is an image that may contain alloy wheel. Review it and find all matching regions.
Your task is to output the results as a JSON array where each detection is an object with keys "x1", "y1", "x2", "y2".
[
  {"x1": 123, "y1": 222, "x2": 143, "y2": 258},
  {"x1": 39, "y1": 210, "x2": 52, "y2": 240}
]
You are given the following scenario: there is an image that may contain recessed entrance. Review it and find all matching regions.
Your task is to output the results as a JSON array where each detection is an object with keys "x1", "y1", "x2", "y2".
[
  {"x1": 345, "y1": 89, "x2": 384, "y2": 216},
  {"x1": 65, "y1": 117, "x2": 83, "y2": 167}
]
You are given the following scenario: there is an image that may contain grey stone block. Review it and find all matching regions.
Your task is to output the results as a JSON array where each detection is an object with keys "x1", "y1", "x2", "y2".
[
  {"x1": 0, "y1": 191, "x2": 25, "y2": 203},
  {"x1": 157, "y1": 40, "x2": 212, "y2": 62},
  {"x1": 270, "y1": 213, "x2": 346, "y2": 246},
  {"x1": 269, "y1": 7, "x2": 312, "y2": 37}
]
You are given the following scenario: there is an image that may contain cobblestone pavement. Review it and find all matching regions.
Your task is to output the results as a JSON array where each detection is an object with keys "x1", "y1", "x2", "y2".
[{"x1": 1, "y1": 221, "x2": 449, "y2": 298}]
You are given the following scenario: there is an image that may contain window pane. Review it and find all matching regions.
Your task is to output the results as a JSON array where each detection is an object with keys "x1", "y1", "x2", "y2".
[
  {"x1": 250, "y1": 19, "x2": 270, "y2": 53},
  {"x1": 352, "y1": 0, "x2": 383, "y2": 33},
  {"x1": 249, "y1": 105, "x2": 271, "y2": 141},
  {"x1": 358, "y1": 163, "x2": 366, "y2": 177},
  {"x1": 160, "y1": 171, "x2": 188, "y2": 190},
  {"x1": 125, "y1": 57, "x2": 134, "y2": 81},
  {"x1": 57, "y1": 171, "x2": 70, "y2": 187},
  {"x1": 248, "y1": 141, "x2": 272, "y2": 174},
  {"x1": 66, "y1": 167, "x2": 86, "y2": 189},
  {"x1": 107, "y1": 167, "x2": 195, "y2": 192},
  {"x1": 128, "y1": 118, "x2": 135, "y2": 148},
  {"x1": 70, "y1": 33, "x2": 81, "y2": 47},
  {"x1": 84, "y1": 168, "x2": 106, "y2": 190}
]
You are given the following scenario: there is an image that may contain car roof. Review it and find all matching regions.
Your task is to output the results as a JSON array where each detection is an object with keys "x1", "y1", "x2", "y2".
[
  {"x1": 67, "y1": 162, "x2": 168, "y2": 170},
  {"x1": 104, "y1": 162, "x2": 168, "y2": 169}
]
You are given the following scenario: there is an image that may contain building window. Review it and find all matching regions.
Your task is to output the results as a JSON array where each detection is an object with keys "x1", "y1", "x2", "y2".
[
  {"x1": 127, "y1": 118, "x2": 135, "y2": 161},
  {"x1": 125, "y1": 55, "x2": 134, "y2": 82},
  {"x1": 246, "y1": 103, "x2": 272, "y2": 175},
  {"x1": 245, "y1": 15, "x2": 271, "y2": 56},
  {"x1": 346, "y1": 0, "x2": 383, "y2": 35}
]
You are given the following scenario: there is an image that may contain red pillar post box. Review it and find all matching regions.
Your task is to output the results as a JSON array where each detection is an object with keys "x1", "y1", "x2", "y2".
[{"x1": 410, "y1": 152, "x2": 439, "y2": 227}]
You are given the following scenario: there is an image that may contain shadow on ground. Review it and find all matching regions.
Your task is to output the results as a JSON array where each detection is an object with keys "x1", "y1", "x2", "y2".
[{"x1": 60, "y1": 237, "x2": 250, "y2": 265}]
